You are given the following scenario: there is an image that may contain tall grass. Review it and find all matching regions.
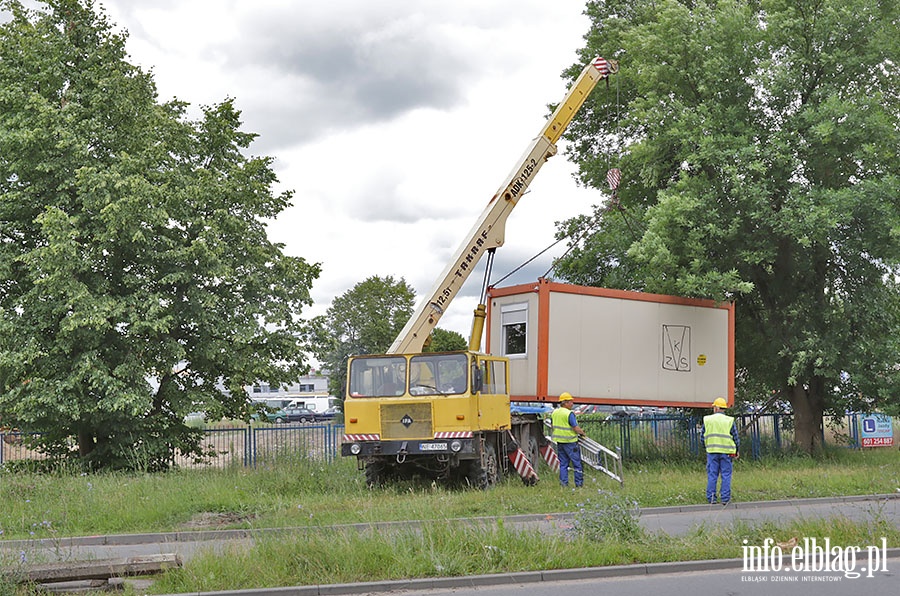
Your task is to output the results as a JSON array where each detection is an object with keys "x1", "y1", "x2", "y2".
[
  {"x1": 151, "y1": 505, "x2": 900, "y2": 594},
  {"x1": 2, "y1": 448, "x2": 898, "y2": 594},
  {"x1": 0, "y1": 448, "x2": 897, "y2": 541}
]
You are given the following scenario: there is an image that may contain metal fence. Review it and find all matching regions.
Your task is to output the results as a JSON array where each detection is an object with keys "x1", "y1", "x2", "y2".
[
  {"x1": 194, "y1": 423, "x2": 344, "y2": 468},
  {"x1": 0, "y1": 423, "x2": 345, "y2": 469},
  {"x1": 577, "y1": 412, "x2": 869, "y2": 461},
  {"x1": 0, "y1": 413, "x2": 891, "y2": 468}
]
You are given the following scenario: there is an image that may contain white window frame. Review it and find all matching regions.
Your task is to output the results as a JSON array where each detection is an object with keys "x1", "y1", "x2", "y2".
[{"x1": 500, "y1": 302, "x2": 528, "y2": 357}]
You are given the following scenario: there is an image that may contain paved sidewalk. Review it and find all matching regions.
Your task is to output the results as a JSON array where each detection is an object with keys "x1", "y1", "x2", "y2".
[{"x1": 638, "y1": 493, "x2": 900, "y2": 535}]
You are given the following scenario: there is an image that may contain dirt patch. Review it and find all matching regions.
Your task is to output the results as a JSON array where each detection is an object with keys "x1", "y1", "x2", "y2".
[{"x1": 179, "y1": 512, "x2": 257, "y2": 529}]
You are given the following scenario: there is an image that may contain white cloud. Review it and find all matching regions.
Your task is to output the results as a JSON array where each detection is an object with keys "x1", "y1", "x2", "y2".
[{"x1": 98, "y1": 0, "x2": 611, "y2": 339}]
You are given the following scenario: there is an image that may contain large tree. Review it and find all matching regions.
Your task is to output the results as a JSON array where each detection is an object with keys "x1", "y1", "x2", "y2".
[
  {"x1": 427, "y1": 328, "x2": 467, "y2": 353},
  {"x1": 312, "y1": 276, "x2": 416, "y2": 398},
  {"x1": 556, "y1": 0, "x2": 900, "y2": 452},
  {"x1": 0, "y1": 0, "x2": 320, "y2": 470}
]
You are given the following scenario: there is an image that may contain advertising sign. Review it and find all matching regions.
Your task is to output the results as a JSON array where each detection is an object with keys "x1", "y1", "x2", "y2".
[{"x1": 859, "y1": 413, "x2": 893, "y2": 447}]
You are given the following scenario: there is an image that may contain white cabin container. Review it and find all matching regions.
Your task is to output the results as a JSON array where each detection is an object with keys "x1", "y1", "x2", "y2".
[{"x1": 486, "y1": 279, "x2": 734, "y2": 408}]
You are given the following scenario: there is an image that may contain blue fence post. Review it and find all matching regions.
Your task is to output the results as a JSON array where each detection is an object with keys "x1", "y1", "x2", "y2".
[
  {"x1": 773, "y1": 414, "x2": 782, "y2": 451},
  {"x1": 620, "y1": 419, "x2": 631, "y2": 459},
  {"x1": 335, "y1": 424, "x2": 343, "y2": 460},
  {"x1": 848, "y1": 413, "x2": 860, "y2": 448},
  {"x1": 325, "y1": 424, "x2": 332, "y2": 461},
  {"x1": 329, "y1": 424, "x2": 343, "y2": 461},
  {"x1": 751, "y1": 417, "x2": 761, "y2": 460},
  {"x1": 688, "y1": 418, "x2": 699, "y2": 457}
]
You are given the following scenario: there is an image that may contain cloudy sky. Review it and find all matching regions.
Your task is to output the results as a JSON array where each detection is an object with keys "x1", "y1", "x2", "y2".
[{"x1": 95, "y1": 0, "x2": 612, "y2": 340}]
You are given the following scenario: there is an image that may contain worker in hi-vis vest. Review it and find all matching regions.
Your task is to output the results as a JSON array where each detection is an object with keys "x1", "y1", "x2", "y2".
[
  {"x1": 701, "y1": 397, "x2": 740, "y2": 504},
  {"x1": 551, "y1": 392, "x2": 586, "y2": 487}
]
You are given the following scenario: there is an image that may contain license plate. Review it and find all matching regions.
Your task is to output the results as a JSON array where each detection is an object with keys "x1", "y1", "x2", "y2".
[{"x1": 419, "y1": 442, "x2": 448, "y2": 451}]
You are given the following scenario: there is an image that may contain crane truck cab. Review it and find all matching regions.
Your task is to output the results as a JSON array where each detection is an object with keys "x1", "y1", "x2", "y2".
[{"x1": 342, "y1": 350, "x2": 541, "y2": 487}]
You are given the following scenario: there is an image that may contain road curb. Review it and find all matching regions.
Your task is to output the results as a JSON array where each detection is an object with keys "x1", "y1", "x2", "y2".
[
  {"x1": 152, "y1": 549, "x2": 900, "y2": 596},
  {"x1": 638, "y1": 492, "x2": 900, "y2": 515}
]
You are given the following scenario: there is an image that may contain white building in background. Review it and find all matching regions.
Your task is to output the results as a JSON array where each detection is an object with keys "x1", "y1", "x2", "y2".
[
  {"x1": 245, "y1": 373, "x2": 338, "y2": 413},
  {"x1": 248, "y1": 373, "x2": 329, "y2": 396}
]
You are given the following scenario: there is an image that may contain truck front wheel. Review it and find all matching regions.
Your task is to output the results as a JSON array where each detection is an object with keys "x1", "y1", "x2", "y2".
[
  {"x1": 365, "y1": 462, "x2": 386, "y2": 488},
  {"x1": 466, "y1": 442, "x2": 500, "y2": 489}
]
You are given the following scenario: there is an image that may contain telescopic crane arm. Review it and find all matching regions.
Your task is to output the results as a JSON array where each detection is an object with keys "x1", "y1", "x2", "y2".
[{"x1": 387, "y1": 57, "x2": 617, "y2": 355}]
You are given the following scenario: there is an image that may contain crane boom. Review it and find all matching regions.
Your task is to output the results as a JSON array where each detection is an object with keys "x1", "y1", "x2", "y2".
[{"x1": 388, "y1": 57, "x2": 617, "y2": 354}]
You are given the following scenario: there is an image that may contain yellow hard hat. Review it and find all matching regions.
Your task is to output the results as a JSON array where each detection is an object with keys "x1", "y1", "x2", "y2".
[
  {"x1": 559, "y1": 392, "x2": 573, "y2": 402},
  {"x1": 712, "y1": 397, "x2": 728, "y2": 408}
]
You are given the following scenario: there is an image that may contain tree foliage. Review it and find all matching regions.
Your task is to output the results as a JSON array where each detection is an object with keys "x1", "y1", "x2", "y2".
[
  {"x1": 312, "y1": 276, "x2": 416, "y2": 397},
  {"x1": 427, "y1": 328, "x2": 467, "y2": 352},
  {"x1": 556, "y1": 0, "x2": 900, "y2": 451},
  {"x1": 312, "y1": 275, "x2": 468, "y2": 396},
  {"x1": 0, "y1": 0, "x2": 320, "y2": 470}
]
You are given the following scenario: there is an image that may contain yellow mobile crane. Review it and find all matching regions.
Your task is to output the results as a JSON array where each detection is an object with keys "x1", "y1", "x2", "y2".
[{"x1": 341, "y1": 57, "x2": 618, "y2": 488}]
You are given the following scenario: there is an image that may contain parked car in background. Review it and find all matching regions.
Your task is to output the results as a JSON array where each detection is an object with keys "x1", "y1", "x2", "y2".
[
  {"x1": 318, "y1": 406, "x2": 342, "y2": 421},
  {"x1": 573, "y1": 404, "x2": 608, "y2": 416},
  {"x1": 253, "y1": 406, "x2": 320, "y2": 424},
  {"x1": 279, "y1": 407, "x2": 320, "y2": 423},
  {"x1": 603, "y1": 406, "x2": 643, "y2": 420}
]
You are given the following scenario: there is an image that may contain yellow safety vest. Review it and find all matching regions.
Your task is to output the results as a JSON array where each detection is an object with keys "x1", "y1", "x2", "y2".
[
  {"x1": 703, "y1": 413, "x2": 737, "y2": 454},
  {"x1": 551, "y1": 408, "x2": 578, "y2": 443}
]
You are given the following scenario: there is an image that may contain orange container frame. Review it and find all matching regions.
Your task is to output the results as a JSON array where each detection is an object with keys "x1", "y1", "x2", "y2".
[{"x1": 486, "y1": 279, "x2": 735, "y2": 408}]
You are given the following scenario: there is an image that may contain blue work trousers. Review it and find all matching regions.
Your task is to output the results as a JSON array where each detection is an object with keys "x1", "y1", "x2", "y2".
[
  {"x1": 706, "y1": 453, "x2": 733, "y2": 503},
  {"x1": 557, "y1": 441, "x2": 583, "y2": 487}
]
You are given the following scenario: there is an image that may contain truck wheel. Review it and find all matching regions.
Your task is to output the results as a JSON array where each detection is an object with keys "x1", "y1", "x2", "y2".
[
  {"x1": 527, "y1": 436, "x2": 540, "y2": 471},
  {"x1": 466, "y1": 442, "x2": 500, "y2": 489},
  {"x1": 483, "y1": 443, "x2": 500, "y2": 487},
  {"x1": 365, "y1": 462, "x2": 386, "y2": 488}
]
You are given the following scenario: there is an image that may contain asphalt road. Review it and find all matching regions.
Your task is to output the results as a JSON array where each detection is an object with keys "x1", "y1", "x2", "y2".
[
  {"x1": 357, "y1": 564, "x2": 900, "y2": 596},
  {"x1": 2, "y1": 494, "x2": 898, "y2": 595}
]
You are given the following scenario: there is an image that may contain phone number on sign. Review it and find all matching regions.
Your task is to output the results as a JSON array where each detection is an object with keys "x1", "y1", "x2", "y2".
[{"x1": 861, "y1": 437, "x2": 894, "y2": 447}]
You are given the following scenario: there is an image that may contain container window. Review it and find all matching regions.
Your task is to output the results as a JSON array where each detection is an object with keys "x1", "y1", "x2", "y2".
[{"x1": 501, "y1": 303, "x2": 528, "y2": 356}]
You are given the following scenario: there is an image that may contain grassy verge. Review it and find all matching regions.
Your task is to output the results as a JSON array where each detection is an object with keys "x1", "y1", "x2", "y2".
[
  {"x1": 1, "y1": 448, "x2": 898, "y2": 593},
  {"x1": 0, "y1": 448, "x2": 897, "y2": 539},
  {"x1": 152, "y1": 497, "x2": 900, "y2": 594}
]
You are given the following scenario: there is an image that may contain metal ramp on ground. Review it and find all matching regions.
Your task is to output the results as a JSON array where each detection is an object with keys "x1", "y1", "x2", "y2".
[
  {"x1": 577, "y1": 434, "x2": 624, "y2": 485},
  {"x1": 542, "y1": 420, "x2": 624, "y2": 485}
]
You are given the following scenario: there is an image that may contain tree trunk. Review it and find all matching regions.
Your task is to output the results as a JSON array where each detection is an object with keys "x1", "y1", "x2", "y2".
[
  {"x1": 787, "y1": 383, "x2": 825, "y2": 454},
  {"x1": 77, "y1": 428, "x2": 95, "y2": 457}
]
